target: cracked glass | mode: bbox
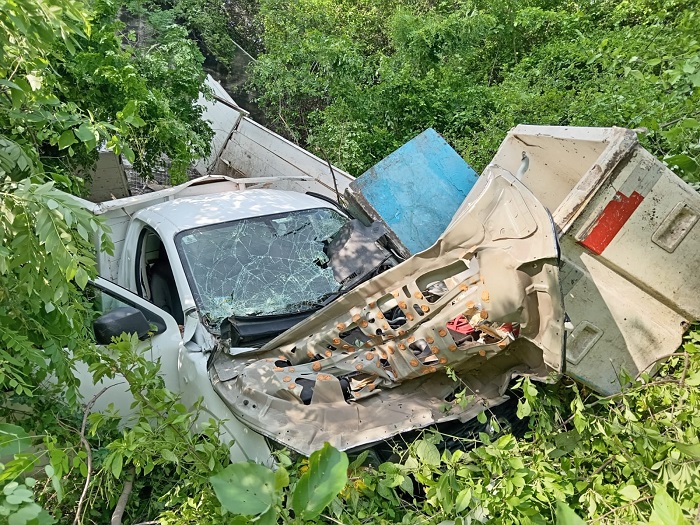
[176,207,347,322]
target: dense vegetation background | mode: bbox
[1,0,700,523]
[249,0,700,183]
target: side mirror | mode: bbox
[93,307,151,345]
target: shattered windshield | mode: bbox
[176,207,347,322]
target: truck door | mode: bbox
[74,277,183,415]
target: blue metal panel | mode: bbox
[349,128,478,255]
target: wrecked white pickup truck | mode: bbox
[75,98,700,461]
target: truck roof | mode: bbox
[133,188,335,239]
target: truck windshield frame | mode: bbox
[175,207,348,323]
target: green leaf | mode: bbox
[74,268,89,290]
[477,410,487,424]
[58,130,77,150]
[209,462,276,516]
[161,449,178,463]
[517,399,532,418]
[415,440,441,466]
[649,488,689,525]
[111,453,123,479]
[292,443,349,520]
[273,466,289,490]
[555,501,586,525]
[675,442,700,458]
[664,154,698,175]
[0,423,31,457]
[618,484,641,501]
[74,123,96,143]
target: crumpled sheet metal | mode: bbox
[211,166,565,455]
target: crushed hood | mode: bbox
[210,165,565,455]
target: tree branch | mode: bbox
[111,467,135,525]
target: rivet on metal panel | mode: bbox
[407,336,415,343]
[481,291,490,302]
[398,343,406,350]
[325,350,332,357]
[376,312,385,319]
[410,359,419,367]
[360,320,369,328]
[448,344,457,352]
[480,310,489,319]
[283,376,292,382]
[438,329,447,337]
[332,338,341,345]
[478,349,486,357]
[337,323,346,330]
[312,362,322,371]
[398,301,407,309]
[466,300,475,309]
[365,352,375,360]
[460,284,468,292]
[421,305,430,312]
[426,336,434,344]
[407,313,414,321]
[431,346,439,354]
[307,350,315,358]
[355,364,364,371]
[352,314,361,322]
[288,383,296,389]
[414,291,423,299]
[288,367,295,372]
[439,357,448,364]
[369,302,376,308]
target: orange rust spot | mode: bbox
[388,346,395,355]
[266,358,274,362]
[283,376,292,382]
[376,361,383,368]
[481,291,490,302]
[376,312,384,319]
[439,357,448,364]
[480,310,489,319]
[466,300,475,309]
[342,344,350,349]
[406,313,414,321]
[460,284,468,292]
[438,329,447,337]
[337,323,346,330]
[347,346,356,352]
[333,338,341,345]
[312,362,322,371]
[355,363,364,371]
[369,302,376,308]
[369,383,376,391]
[383,324,389,330]
[379,351,387,359]
[431,346,439,354]
[398,330,406,336]
[448,344,457,352]
[360,320,369,328]
[325,350,333,357]
[428,366,437,373]
[288,383,297,389]
[393,291,400,298]
[317,374,330,381]
[407,336,415,343]
[398,301,407,309]
[365,341,372,347]
[288,367,295,373]
[365,352,375,360]
[414,291,423,299]
[307,350,315,358]
[398,343,406,350]
[410,359,419,367]
[421,304,430,312]
[426,336,434,344]
[352,314,361,322]
[274,367,284,372]
[479,349,486,357]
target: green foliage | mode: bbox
[251,0,700,182]
[209,442,348,524]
